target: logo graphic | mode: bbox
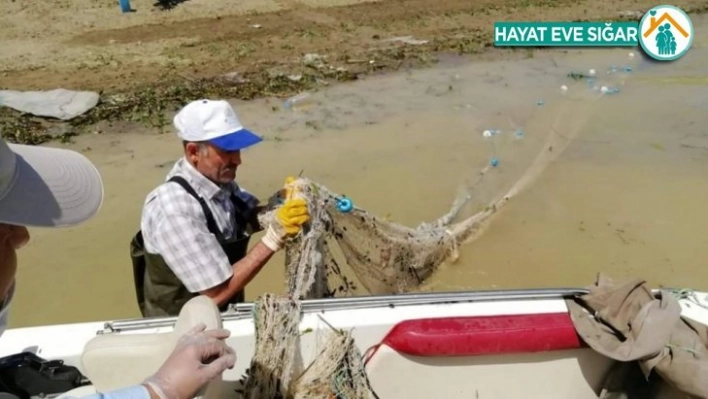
[638,5,693,61]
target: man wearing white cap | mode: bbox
[132,99,310,317]
[0,133,236,399]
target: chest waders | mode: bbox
[130,176,253,317]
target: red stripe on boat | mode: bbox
[381,312,582,356]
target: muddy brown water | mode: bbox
[10,20,708,328]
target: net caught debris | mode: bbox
[240,62,634,398]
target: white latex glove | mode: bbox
[142,323,236,399]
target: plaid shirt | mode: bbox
[140,158,260,293]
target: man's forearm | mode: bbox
[201,241,275,306]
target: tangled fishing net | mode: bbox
[239,60,636,398]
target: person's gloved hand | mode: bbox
[142,323,236,399]
[261,176,310,251]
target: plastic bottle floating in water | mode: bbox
[335,196,354,213]
[514,129,524,139]
[283,92,313,110]
[490,157,499,167]
[607,65,632,74]
[600,86,621,95]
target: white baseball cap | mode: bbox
[174,99,263,151]
[0,132,104,227]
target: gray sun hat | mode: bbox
[0,132,104,227]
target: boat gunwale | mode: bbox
[100,287,591,334]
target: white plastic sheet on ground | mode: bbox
[0,89,99,120]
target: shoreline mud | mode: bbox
[2,0,706,145]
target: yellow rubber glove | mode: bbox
[261,177,311,251]
[283,176,297,200]
[276,198,310,235]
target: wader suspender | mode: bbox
[167,176,252,240]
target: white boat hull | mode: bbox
[2,288,706,398]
